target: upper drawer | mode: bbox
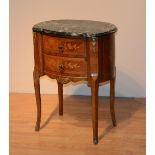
[42,35,86,57]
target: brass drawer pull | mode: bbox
[58,45,64,53]
[58,64,64,72]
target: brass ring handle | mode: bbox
[58,64,64,72]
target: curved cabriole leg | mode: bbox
[33,70,41,131]
[57,81,63,115]
[110,76,117,127]
[91,76,99,144]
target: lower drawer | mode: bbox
[43,54,87,77]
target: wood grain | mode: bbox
[10,93,146,155]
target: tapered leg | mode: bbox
[57,81,63,115]
[33,70,41,131]
[110,77,117,127]
[91,76,99,144]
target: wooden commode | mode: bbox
[32,20,117,144]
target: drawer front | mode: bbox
[43,35,86,57]
[43,54,87,76]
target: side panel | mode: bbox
[98,33,115,82]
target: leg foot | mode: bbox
[112,119,117,127]
[35,123,40,131]
[93,138,98,144]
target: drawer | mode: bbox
[43,54,87,77]
[43,35,86,57]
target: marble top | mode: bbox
[32,20,117,38]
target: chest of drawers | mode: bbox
[32,20,117,144]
